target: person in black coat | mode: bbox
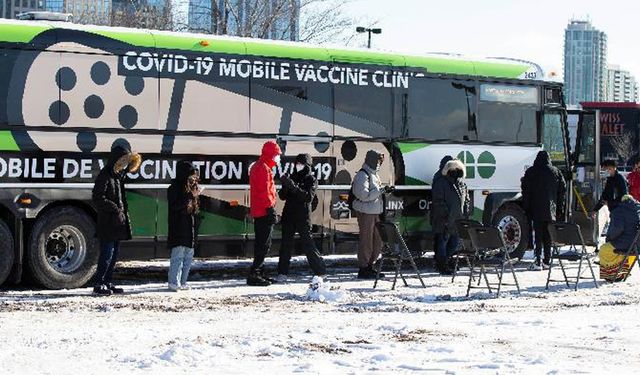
[92,144,141,295]
[277,154,326,280]
[431,159,470,274]
[521,151,566,269]
[594,159,628,213]
[167,161,201,291]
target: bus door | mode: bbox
[569,109,603,246]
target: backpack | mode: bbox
[348,168,371,210]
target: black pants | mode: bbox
[278,219,326,276]
[533,221,551,264]
[251,216,274,273]
[95,240,120,287]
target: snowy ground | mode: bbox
[1,256,639,374]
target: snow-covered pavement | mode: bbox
[1,258,639,374]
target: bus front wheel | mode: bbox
[28,207,99,289]
[0,219,14,287]
[492,205,530,261]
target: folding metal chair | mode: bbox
[546,222,598,291]
[613,230,640,282]
[466,225,521,297]
[374,221,426,290]
[451,219,483,283]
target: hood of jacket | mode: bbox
[363,150,383,170]
[259,141,282,168]
[442,159,466,178]
[533,151,551,167]
[296,153,312,167]
[109,145,141,175]
[175,160,198,184]
[439,155,454,171]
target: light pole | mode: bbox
[356,27,382,49]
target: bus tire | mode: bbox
[0,220,14,286]
[492,204,529,261]
[28,207,98,289]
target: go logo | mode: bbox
[456,151,496,179]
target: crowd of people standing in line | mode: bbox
[89,142,639,295]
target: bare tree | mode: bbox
[609,130,636,168]
[189,0,358,43]
[110,0,177,31]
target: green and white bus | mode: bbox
[0,18,596,289]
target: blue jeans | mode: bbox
[168,246,194,287]
[435,233,460,268]
[95,241,120,287]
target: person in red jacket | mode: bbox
[627,158,640,202]
[248,140,282,286]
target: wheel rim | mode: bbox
[497,215,521,254]
[45,225,86,274]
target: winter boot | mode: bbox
[357,267,375,280]
[93,285,113,296]
[528,258,543,271]
[107,284,124,294]
[247,272,271,286]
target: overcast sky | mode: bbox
[341,0,640,80]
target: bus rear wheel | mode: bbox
[28,207,98,289]
[492,205,530,261]
[0,219,14,287]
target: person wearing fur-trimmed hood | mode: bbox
[431,158,470,274]
[91,144,141,296]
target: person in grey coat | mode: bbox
[352,150,393,279]
[431,159,470,274]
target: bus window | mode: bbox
[334,73,394,138]
[542,111,566,164]
[406,78,476,141]
[577,113,596,164]
[477,84,538,143]
[250,78,332,135]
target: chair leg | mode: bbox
[407,254,426,288]
[480,264,492,294]
[391,259,401,290]
[373,257,385,289]
[496,261,506,297]
[451,256,460,283]
[558,259,571,288]
[465,257,476,282]
[507,257,520,294]
[545,255,554,290]
[586,259,598,288]
[466,259,477,297]
[574,258,584,291]
[399,260,409,287]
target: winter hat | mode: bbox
[296,153,312,166]
[364,150,383,170]
[439,155,453,171]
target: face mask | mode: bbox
[295,163,305,172]
[273,155,281,164]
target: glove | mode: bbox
[382,186,396,194]
[281,175,294,189]
[266,207,278,225]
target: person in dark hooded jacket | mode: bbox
[430,155,453,256]
[521,151,566,269]
[167,161,201,291]
[594,159,628,213]
[92,144,141,296]
[277,154,326,280]
[599,195,640,281]
[431,159,470,274]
